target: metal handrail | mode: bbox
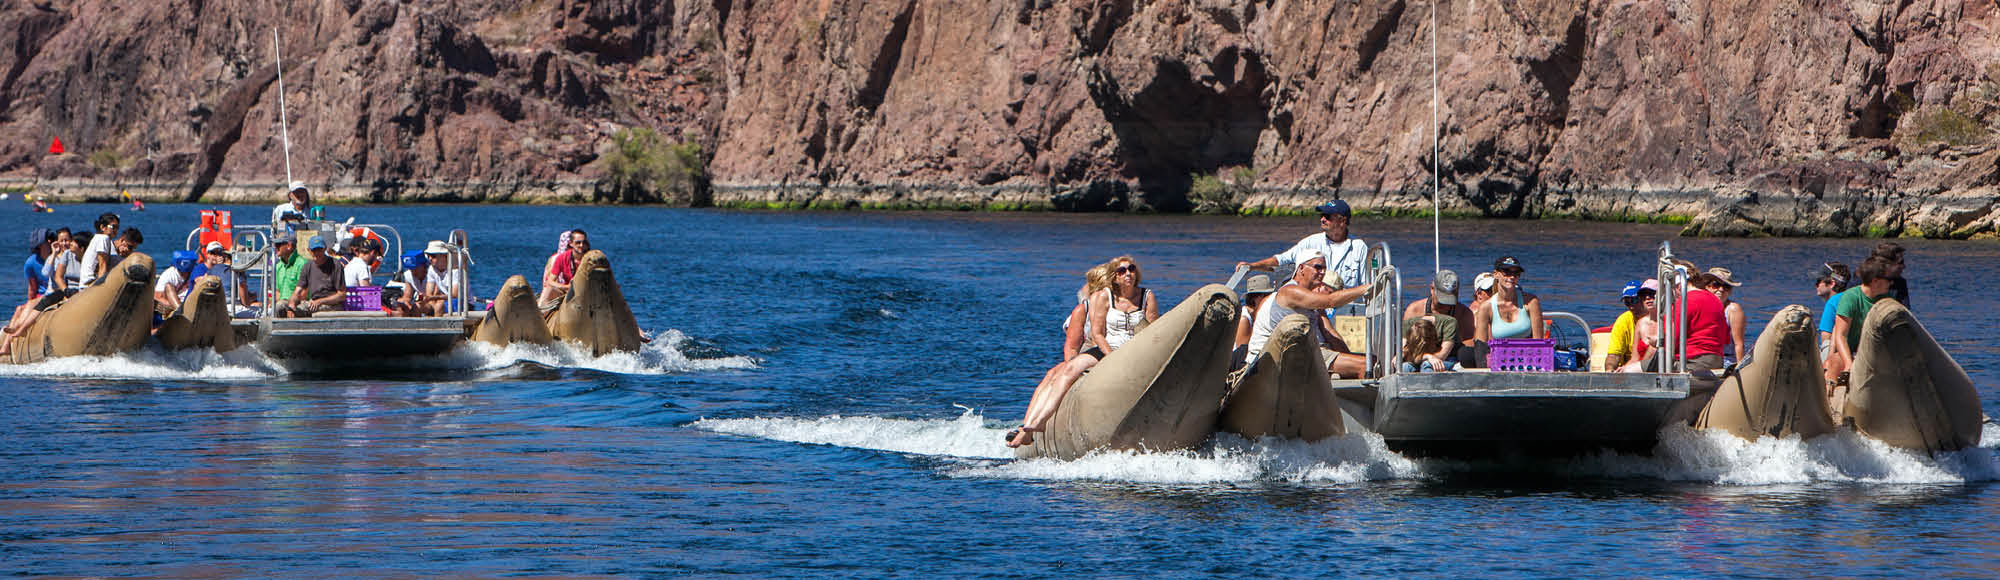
[1366,263,1402,378]
[1654,241,1690,374]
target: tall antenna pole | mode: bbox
[273,29,294,184]
[1430,0,1440,279]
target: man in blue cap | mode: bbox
[277,235,346,318]
[1239,198,1368,290]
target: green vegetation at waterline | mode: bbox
[600,128,707,205]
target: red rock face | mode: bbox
[1,0,1995,236]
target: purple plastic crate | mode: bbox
[1490,338,1555,372]
[345,285,382,311]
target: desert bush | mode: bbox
[601,128,707,205]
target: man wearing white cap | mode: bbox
[272,181,313,227]
[1241,250,1373,379]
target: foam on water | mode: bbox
[0,345,284,380]
[450,329,760,375]
[700,411,2000,487]
[0,328,754,380]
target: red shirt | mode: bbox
[549,250,576,285]
[1681,289,1728,358]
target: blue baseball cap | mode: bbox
[1620,279,1644,299]
[1315,199,1351,217]
[307,236,327,250]
[171,250,200,273]
[401,250,429,270]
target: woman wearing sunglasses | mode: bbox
[1008,256,1158,448]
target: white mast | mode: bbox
[1431,0,1441,279]
[273,29,294,184]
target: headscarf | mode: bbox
[556,230,572,253]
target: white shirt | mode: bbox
[1274,233,1367,290]
[78,235,114,287]
[43,251,81,290]
[272,201,306,225]
[345,258,375,287]
[426,264,464,297]
[156,267,188,294]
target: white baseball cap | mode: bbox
[288,181,308,192]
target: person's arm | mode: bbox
[1427,319,1454,361]
[1276,283,1370,311]
[1474,302,1492,342]
[49,259,68,292]
[1526,294,1546,339]
[1234,308,1255,348]
[1831,315,1855,369]
[1239,256,1280,272]
[1062,302,1087,361]
[1142,289,1158,323]
[1726,303,1746,362]
[1087,290,1111,354]
[542,254,569,292]
[155,285,181,313]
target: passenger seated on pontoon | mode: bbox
[77,212,119,287]
[1469,256,1544,368]
[6,229,59,338]
[0,229,78,349]
[153,250,199,317]
[1606,279,1659,373]
[1402,269,1472,367]
[1825,257,1895,392]
[188,241,256,313]
[1008,257,1155,448]
[271,237,303,306]
[1811,262,1850,364]
[1007,264,1112,447]
[422,240,466,315]
[539,229,589,310]
[1243,252,1372,379]
[1231,274,1277,369]
[1401,317,1452,372]
[344,239,378,288]
[276,236,345,318]
[390,250,431,316]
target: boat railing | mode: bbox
[237,221,475,321]
[1364,242,1402,378]
[1653,241,1691,374]
[182,224,272,311]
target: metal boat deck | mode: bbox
[1335,371,1693,456]
[233,312,481,358]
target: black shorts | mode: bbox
[34,288,77,311]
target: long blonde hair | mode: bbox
[1403,317,1440,365]
[1078,263,1113,303]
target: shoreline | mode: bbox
[6,178,1995,240]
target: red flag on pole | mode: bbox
[48,138,63,155]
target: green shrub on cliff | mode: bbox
[1190,166,1255,215]
[87,149,127,170]
[600,128,707,205]
[1900,107,1987,150]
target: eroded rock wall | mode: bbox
[1,0,1996,237]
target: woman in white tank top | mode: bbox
[1008,256,1157,448]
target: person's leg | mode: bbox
[1327,350,1367,379]
[1012,353,1100,446]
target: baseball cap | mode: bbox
[171,250,199,273]
[1315,199,1351,217]
[1620,279,1643,299]
[1432,270,1460,305]
[401,250,429,270]
[307,236,327,251]
[1493,256,1524,273]
[1473,272,1495,292]
[288,181,308,193]
[204,241,227,255]
[27,228,48,251]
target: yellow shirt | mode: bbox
[1607,311,1635,358]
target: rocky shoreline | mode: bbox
[13,171,1998,240]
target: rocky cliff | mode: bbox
[2,0,1996,237]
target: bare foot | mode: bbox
[1006,428,1034,448]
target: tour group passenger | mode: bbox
[271,238,303,306]
[277,237,344,318]
[1825,256,1896,393]
[540,229,589,310]
[273,182,313,227]
[1239,199,1367,291]
[1008,256,1158,448]
[1705,267,1747,364]
[1401,269,1471,369]
[1811,262,1851,362]
[1469,256,1544,368]
[1231,274,1277,368]
[1242,251,1371,378]
[153,250,199,317]
[1675,271,1731,375]
[77,212,119,287]
[1604,279,1658,373]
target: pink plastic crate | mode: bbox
[345,285,382,311]
[1490,338,1555,372]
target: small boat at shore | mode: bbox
[1219,313,1345,442]
[1015,285,1238,460]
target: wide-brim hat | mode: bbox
[1243,274,1276,296]
[425,240,451,255]
[1707,267,1742,287]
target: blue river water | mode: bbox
[2,203,1998,578]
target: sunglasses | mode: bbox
[1301,262,1327,270]
[1115,265,1139,274]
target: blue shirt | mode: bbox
[1818,295,1839,334]
[186,263,235,303]
[24,254,47,297]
